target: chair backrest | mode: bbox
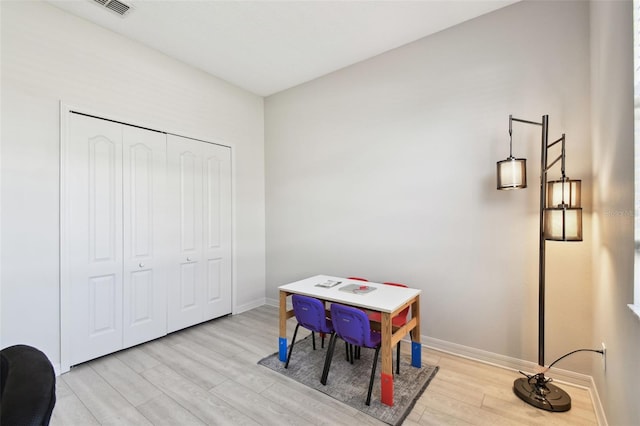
[330,303,381,349]
[292,294,333,334]
[384,282,411,319]
[1,344,56,426]
[383,282,407,288]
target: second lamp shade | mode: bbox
[547,178,581,208]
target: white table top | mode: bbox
[278,275,421,313]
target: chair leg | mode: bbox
[396,341,400,375]
[312,331,316,350]
[321,333,338,385]
[285,323,301,369]
[345,344,361,362]
[366,346,381,406]
[320,332,325,348]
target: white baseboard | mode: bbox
[423,336,591,385]
[234,297,267,315]
[265,297,280,308]
[588,375,608,426]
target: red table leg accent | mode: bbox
[381,372,394,406]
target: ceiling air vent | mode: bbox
[92,0,132,17]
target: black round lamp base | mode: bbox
[513,376,571,412]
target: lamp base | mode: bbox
[513,374,571,412]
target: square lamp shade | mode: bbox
[497,157,527,190]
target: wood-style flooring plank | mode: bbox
[209,380,313,425]
[49,377,100,426]
[412,407,476,425]
[136,394,206,426]
[420,390,524,426]
[114,345,162,374]
[140,338,228,391]
[98,405,153,426]
[60,364,137,423]
[168,334,292,394]
[140,363,258,425]
[259,380,362,425]
[89,355,162,407]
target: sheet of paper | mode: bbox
[315,279,342,288]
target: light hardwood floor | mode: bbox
[51,305,598,425]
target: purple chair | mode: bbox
[321,303,382,406]
[285,294,334,369]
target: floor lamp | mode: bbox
[496,114,582,412]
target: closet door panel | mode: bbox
[202,144,232,319]
[179,262,199,307]
[167,135,204,332]
[179,151,201,255]
[68,114,123,365]
[122,126,168,347]
[88,274,119,335]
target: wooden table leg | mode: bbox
[380,311,394,406]
[410,295,421,368]
[279,290,288,362]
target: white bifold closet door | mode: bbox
[166,134,232,332]
[67,113,168,366]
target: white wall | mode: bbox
[0,1,266,368]
[266,0,595,374]
[590,1,640,424]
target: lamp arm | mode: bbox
[511,116,544,126]
[544,154,563,173]
[544,134,567,177]
[547,135,565,148]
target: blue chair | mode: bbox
[321,303,382,406]
[285,294,334,369]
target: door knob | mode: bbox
[187,257,192,262]
[139,263,144,268]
